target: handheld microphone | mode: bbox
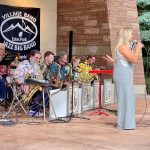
[130,40,138,51]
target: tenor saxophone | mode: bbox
[52,62,63,88]
[23,63,47,104]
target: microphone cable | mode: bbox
[136,46,149,126]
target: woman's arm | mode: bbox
[119,42,144,64]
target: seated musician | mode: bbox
[51,51,68,88]
[77,55,98,82]
[40,51,59,89]
[0,43,19,103]
[65,56,80,82]
[14,50,45,117]
[0,43,7,101]
[85,55,96,69]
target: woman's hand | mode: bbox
[102,55,115,64]
[136,42,144,50]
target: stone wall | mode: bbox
[107,0,145,85]
[57,0,145,85]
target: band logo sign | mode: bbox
[0,4,40,59]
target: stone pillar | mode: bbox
[107,0,145,88]
[57,0,145,88]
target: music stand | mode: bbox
[89,70,113,116]
[0,54,17,66]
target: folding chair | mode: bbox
[2,79,27,119]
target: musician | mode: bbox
[51,51,68,87]
[14,50,45,117]
[105,27,143,130]
[77,55,98,82]
[14,50,42,84]
[0,43,7,101]
[40,51,58,88]
[65,56,80,82]
[85,55,96,68]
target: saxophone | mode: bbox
[23,63,47,104]
[52,62,63,88]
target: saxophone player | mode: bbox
[40,51,59,89]
[14,50,42,87]
[51,51,68,88]
[14,50,45,117]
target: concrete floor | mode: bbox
[0,94,150,150]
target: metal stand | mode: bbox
[88,70,113,116]
[43,86,58,122]
[2,83,27,119]
[89,79,109,116]
[66,80,90,120]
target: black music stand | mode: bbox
[0,54,17,66]
[0,54,17,110]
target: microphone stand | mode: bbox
[59,60,90,120]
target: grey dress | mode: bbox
[113,48,136,129]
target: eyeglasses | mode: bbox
[35,57,42,60]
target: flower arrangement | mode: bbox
[77,62,94,82]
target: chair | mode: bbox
[2,78,27,119]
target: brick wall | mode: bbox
[107,0,145,84]
[57,0,111,55]
[57,0,145,85]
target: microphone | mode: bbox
[130,40,138,51]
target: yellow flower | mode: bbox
[77,63,94,82]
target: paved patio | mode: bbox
[0,94,150,150]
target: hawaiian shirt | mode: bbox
[51,62,66,81]
[14,60,37,83]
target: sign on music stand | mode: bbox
[0,54,17,66]
[0,54,17,76]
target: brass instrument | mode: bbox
[52,62,63,88]
[23,63,47,104]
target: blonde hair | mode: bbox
[113,27,133,61]
[71,56,80,63]
[116,27,133,50]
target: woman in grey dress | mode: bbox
[113,27,144,129]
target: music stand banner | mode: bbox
[0,4,40,60]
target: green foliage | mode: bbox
[137,0,150,8]
[140,31,150,42]
[137,0,150,42]
[137,0,150,94]
[145,77,150,94]
[139,12,150,26]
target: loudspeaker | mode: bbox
[69,31,73,63]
